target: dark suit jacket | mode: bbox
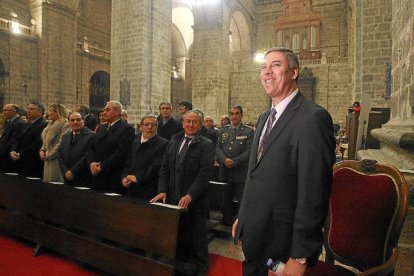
[158,132,215,210]
[58,127,94,186]
[87,119,135,194]
[122,133,168,201]
[11,118,48,178]
[84,114,98,131]
[157,116,183,141]
[0,116,26,171]
[236,92,336,265]
[200,126,218,145]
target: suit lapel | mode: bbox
[262,93,303,158]
[250,110,269,168]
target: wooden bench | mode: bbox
[0,173,185,276]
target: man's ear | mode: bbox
[292,67,299,80]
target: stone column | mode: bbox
[111,0,172,124]
[29,0,77,108]
[191,2,230,120]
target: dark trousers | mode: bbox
[222,181,244,226]
[176,207,209,275]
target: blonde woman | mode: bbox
[39,104,70,182]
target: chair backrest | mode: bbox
[325,160,409,271]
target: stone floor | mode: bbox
[207,223,414,275]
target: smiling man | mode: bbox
[233,47,336,276]
[151,111,215,276]
[121,114,168,200]
[58,112,94,186]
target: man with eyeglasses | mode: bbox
[121,114,168,200]
[57,112,94,186]
[0,104,26,171]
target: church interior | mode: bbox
[0,0,413,275]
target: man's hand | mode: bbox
[178,194,192,209]
[65,170,74,181]
[232,218,241,245]
[150,193,166,204]
[224,158,234,168]
[281,258,306,276]
[10,151,20,161]
[90,162,102,175]
[122,175,137,187]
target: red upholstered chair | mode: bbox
[306,159,409,276]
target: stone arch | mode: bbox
[229,6,253,57]
[171,5,194,113]
[89,70,110,116]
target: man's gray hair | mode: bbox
[265,47,300,82]
[107,100,123,115]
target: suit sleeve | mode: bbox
[158,142,173,194]
[290,108,336,260]
[187,140,215,201]
[215,128,227,164]
[135,140,168,186]
[100,125,135,171]
[70,134,94,177]
[57,135,69,174]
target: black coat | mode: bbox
[84,114,98,131]
[122,134,168,201]
[87,120,135,194]
[157,116,182,141]
[58,127,94,186]
[200,126,218,145]
[0,116,26,171]
[11,118,47,178]
[158,132,215,210]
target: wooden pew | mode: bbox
[0,173,185,276]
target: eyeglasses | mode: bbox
[142,123,157,127]
[69,118,82,122]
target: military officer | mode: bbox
[216,105,254,226]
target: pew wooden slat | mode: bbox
[0,173,185,275]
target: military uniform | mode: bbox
[216,123,254,225]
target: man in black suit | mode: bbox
[157,102,182,141]
[122,114,168,201]
[232,47,336,276]
[58,112,94,186]
[151,111,215,276]
[9,101,47,178]
[193,109,218,145]
[0,104,26,171]
[87,101,135,194]
[77,104,97,131]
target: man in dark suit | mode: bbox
[58,112,94,186]
[194,109,218,145]
[121,114,168,201]
[9,101,48,178]
[157,102,182,141]
[216,105,254,226]
[77,104,97,131]
[151,111,215,276]
[87,101,135,195]
[232,47,336,276]
[0,104,26,171]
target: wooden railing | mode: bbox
[0,173,185,275]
